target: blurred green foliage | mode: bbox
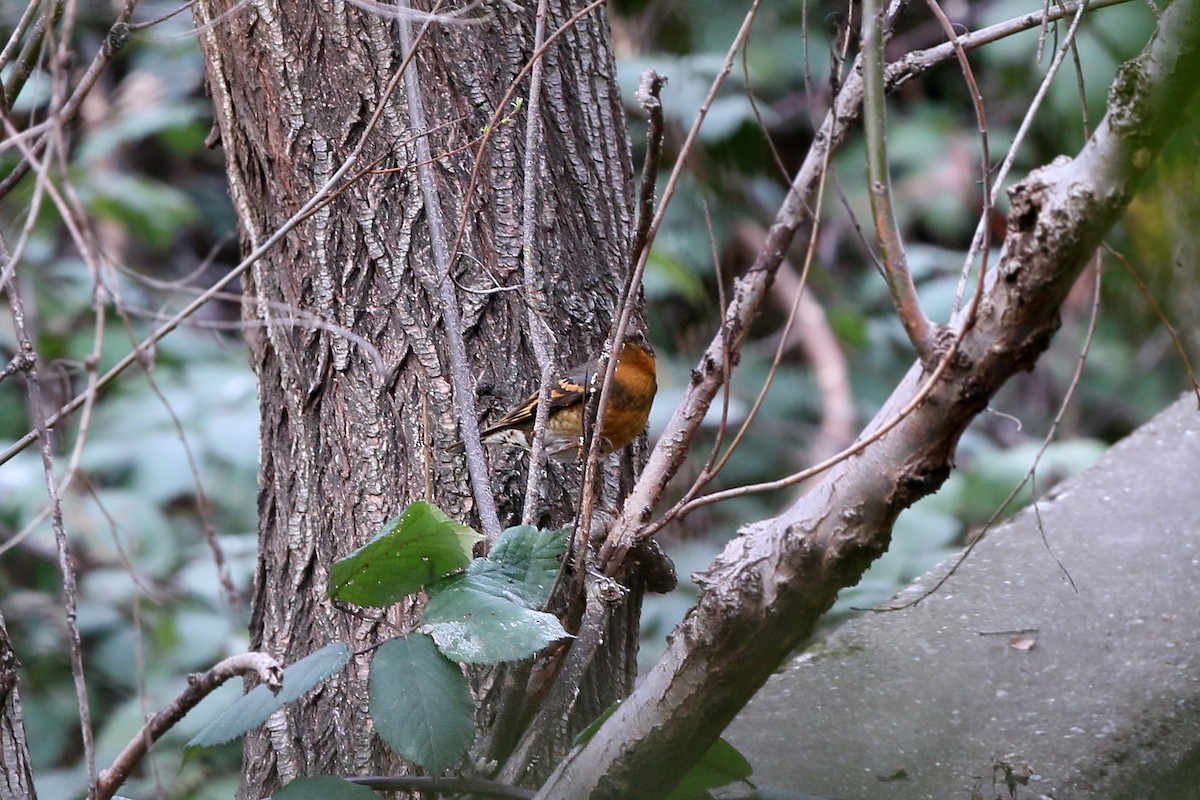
[0,0,1196,796]
[622,0,1197,663]
[0,5,252,798]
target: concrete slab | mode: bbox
[725,395,1200,800]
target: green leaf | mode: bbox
[328,502,483,607]
[467,525,568,608]
[666,737,754,800]
[369,634,473,773]
[186,643,350,750]
[415,525,570,663]
[275,775,382,800]
[423,578,571,663]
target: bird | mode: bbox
[449,331,657,461]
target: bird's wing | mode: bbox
[484,361,595,431]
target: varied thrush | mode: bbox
[450,331,657,461]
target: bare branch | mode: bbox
[548,0,1200,794]
[0,151,359,468]
[95,653,283,800]
[922,0,994,320]
[395,0,502,543]
[497,575,625,784]
[0,237,98,795]
[954,0,1092,312]
[571,66,670,562]
[1106,246,1200,405]
[520,0,557,526]
[862,0,936,359]
[629,70,668,274]
[598,0,1136,571]
[0,0,456,471]
[0,0,139,203]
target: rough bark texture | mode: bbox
[539,0,1200,797]
[191,0,640,795]
[0,611,35,800]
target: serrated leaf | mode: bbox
[666,737,753,800]
[328,502,483,607]
[464,525,568,608]
[423,580,571,663]
[369,634,473,773]
[275,776,382,800]
[186,643,350,751]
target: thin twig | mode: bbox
[1,0,62,114]
[956,0,1092,308]
[0,0,139,203]
[599,0,1131,571]
[1106,245,1200,404]
[520,0,557,526]
[571,67,672,565]
[862,0,935,360]
[396,0,502,542]
[891,253,1105,610]
[497,575,624,784]
[96,652,284,800]
[0,151,361,467]
[432,0,611,506]
[583,0,766,567]
[441,0,609,305]
[1057,0,1093,135]
[0,0,454,467]
[923,0,992,319]
[671,327,960,517]
[0,0,50,108]
[126,0,198,32]
[696,203,733,477]
[3,0,448,472]
[1,235,99,796]
[629,69,669,275]
[700,23,852,482]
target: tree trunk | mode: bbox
[0,611,35,800]
[192,1,640,795]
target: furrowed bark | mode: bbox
[191,0,642,794]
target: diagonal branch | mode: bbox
[595,0,1134,574]
[95,653,283,800]
[552,0,1200,795]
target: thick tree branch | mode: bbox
[552,0,1200,796]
